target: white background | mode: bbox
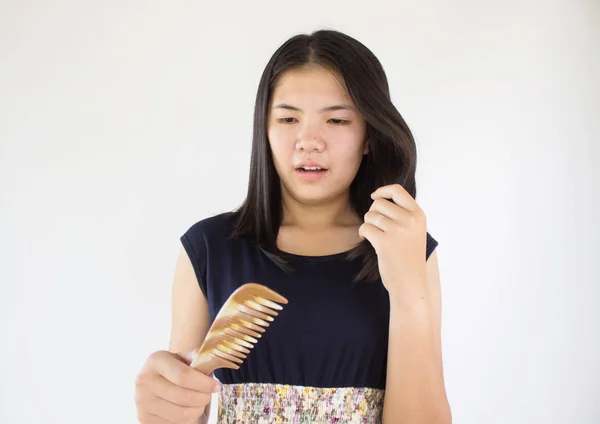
[1,1,598,423]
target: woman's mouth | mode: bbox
[295,166,328,181]
[297,166,326,173]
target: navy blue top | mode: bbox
[180,212,438,390]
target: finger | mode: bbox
[369,198,410,222]
[177,348,201,366]
[364,211,394,232]
[147,351,219,393]
[358,223,383,250]
[371,184,419,211]
[152,375,212,408]
[144,394,205,424]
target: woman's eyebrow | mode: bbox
[272,103,356,113]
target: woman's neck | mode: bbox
[277,190,363,256]
[280,190,361,230]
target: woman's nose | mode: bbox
[296,124,325,153]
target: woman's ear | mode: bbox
[363,139,370,155]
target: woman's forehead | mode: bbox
[271,67,353,108]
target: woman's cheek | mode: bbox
[270,126,295,146]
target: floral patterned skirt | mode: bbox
[217,383,384,423]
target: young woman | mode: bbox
[135,29,451,424]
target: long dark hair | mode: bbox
[230,29,417,283]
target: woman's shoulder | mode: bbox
[179,211,240,297]
[182,211,237,242]
[179,211,240,268]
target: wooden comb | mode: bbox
[190,283,288,374]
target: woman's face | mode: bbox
[267,65,368,206]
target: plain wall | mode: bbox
[1,0,598,423]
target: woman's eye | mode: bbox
[276,118,349,125]
[329,119,350,125]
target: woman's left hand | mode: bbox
[358,184,428,300]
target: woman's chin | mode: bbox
[287,186,347,206]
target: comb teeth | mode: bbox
[190,283,288,374]
[228,317,265,335]
[244,299,279,317]
[220,335,251,354]
[223,327,258,345]
[252,296,284,311]
[212,347,244,364]
[238,302,275,322]
[215,343,247,360]
[235,308,272,326]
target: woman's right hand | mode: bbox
[134,349,220,424]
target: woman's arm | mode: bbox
[168,246,213,424]
[382,250,452,424]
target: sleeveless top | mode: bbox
[180,212,438,423]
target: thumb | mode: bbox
[175,347,201,366]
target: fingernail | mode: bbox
[213,382,221,393]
